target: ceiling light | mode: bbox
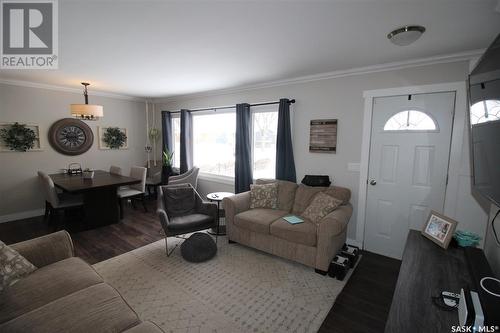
[387,26,426,46]
[70,82,103,120]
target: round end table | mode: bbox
[206,192,234,236]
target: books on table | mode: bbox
[283,215,304,224]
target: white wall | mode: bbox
[0,83,147,221]
[155,61,471,241]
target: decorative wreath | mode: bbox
[103,127,127,149]
[0,122,37,152]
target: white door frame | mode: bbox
[356,81,469,248]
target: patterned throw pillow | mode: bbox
[250,182,279,209]
[301,192,343,224]
[0,240,37,292]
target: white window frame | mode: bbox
[172,105,284,184]
[170,114,181,169]
[192,109,236,181]
[382,108,439,133]
[251,105,279,181]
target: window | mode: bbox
[252,109,278,179]
[171,117,180,168]
[470,100,500,125]
[193,111,236,177]
[383,110,437,131]
[171,107,281,179]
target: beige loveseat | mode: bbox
[0,231,163,333]
[223,179,353,273]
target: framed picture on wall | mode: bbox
[309,119,337,153]
[0,122,43,152]
[421,211,458,249]
[98,126,129,150]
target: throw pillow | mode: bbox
[0,240,37,292]
[250,182,279,209]
[301,192,343,224]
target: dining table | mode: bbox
[49,170,141,228]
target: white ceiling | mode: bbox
[1,0,499,98]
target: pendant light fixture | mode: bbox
[70,82,103,120]
[387,25,426,46]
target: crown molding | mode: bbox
[0,78,146,102]
[154,49,484,104]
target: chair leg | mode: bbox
[118,198,124,219]
[165,237,179,257]
[43,201,50,222]
[141,194,147,212]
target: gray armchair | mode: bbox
[157,183,217,256]
[168,167,199,188]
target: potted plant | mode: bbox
[82,168,95,179]
[161,149,174,184]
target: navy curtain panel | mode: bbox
[180,109,193,174]
[161,111,173,154]
[276,98,297,182]
[235,103,253,193]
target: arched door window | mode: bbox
[383,110,437,131]
[470,100,500,125]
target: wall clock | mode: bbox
[48,118,93,155]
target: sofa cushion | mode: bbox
[0,257,103,324]
[292,184,351,215]
[256,179,298,211]
[0,283,141,333]
[0,240,37,292]
[234,208,289,234]
[301,192,343,224]
[270,218,317,247]
[167,213,213,232]
[249,183,279,209]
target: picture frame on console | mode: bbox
[421,211,458,249]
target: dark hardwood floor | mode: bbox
[0,200,164,264]
[318,251,401,333]
[0,200,401,332]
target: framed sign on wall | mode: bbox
[309,119,337,153]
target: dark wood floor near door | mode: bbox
[0,201,401,332]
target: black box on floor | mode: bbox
[341,244,359,268]
[328,255,350,280]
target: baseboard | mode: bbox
[0,209,44,223]
[347,237,362,249]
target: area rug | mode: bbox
[93,236,358,333]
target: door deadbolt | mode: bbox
[369,179,377,185]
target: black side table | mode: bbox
[206,192,234,236]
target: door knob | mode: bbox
[369,179,377,185]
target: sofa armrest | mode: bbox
[10,231,74,268]
[223,192,251,225]
[315,204,353,271]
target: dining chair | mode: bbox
[37,171,84,227]
[117,166,147,219]
[157,183,217,256]
[168,167,200,188]
[109,165,123,176]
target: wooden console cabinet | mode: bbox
[385,230,473,332]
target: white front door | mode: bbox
[364,92,455,259]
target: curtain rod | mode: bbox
[165,99,295,114]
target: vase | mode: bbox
[161,165,172,184]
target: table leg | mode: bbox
[83,187,119,228]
